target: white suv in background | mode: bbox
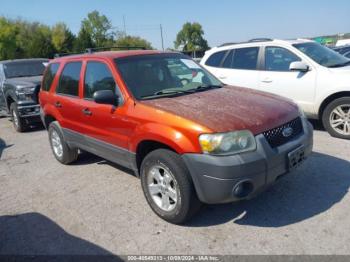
[201,39,350,139]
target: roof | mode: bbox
[214,38,314,50]
[51,50,179,63]
[0,58,49,64]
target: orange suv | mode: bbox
[40,50,313,224]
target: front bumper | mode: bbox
[17,101,41,118]
[182,118,313,204]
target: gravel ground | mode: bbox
[0,117,350,255]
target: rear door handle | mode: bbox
[261,78,273,83]
[82,108,92,116]
[54,101,62,108]
[218,75,227,80]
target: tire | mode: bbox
[10,103,27,132]
[48,121,78,164]
[140,149,201,224]
[322,97,350,140]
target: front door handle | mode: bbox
[82,108,92,116]
[218,75,227,80]
[261,78,273,83]
[54,101,62,108]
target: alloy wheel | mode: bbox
[51,130,63,158]
[329,104,350,136]
[147,164,178,212]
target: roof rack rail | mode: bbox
[218,38,273,48]
[54,52,81,58]
[85,46,147,53]
[218,42,238,47]
[54,46,148,58]
[248,38,273,42]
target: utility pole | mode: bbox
[123,15,127,36]
[160,24,164,51]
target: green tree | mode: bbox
[174,22,209,52]
[115,35,153,50]
[74,27,94,52]
[0,17,19,60]
[51,22,75,53]
[80,10,114,47]
[15,21,55,58]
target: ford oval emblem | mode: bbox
[282,127,293,137]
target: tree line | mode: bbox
[0,10,210,60]
[0,10,153,60]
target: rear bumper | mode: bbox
[182,118,313,204]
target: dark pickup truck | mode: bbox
[0,58,48,132]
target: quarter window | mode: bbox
[265,47,301,71]
[222,47,259,70]
[42,63,60,91]
[205,51,227,67]
[84,62,117,99]
[56,62,82,96]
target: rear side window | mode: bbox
[42,63,60,91]
[205,51,227,67]
[56,62,82,96]
[265,47,301,71]
[84,62,117,99]
[222,47,259,70]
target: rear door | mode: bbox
[53,61,84,132]
[215,47,261,89]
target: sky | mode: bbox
[1,0,350,50]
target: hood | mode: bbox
[141,86,300,135]
[5,75,42,87]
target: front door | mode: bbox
[77,60,132,168]
[0,65,6,111]
[259,46,317,113]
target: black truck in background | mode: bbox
[0,59,48,132]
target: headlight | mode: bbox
[199,130,257,155]
[16,86,35,101]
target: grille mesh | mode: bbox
[263,117,303,148]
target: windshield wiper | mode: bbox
[189,84,223,92]
[328,61,350,68]
[141,89,192,99]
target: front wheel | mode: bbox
[140,149,201,224]
[322,97,350,139]
[10,103,27,132]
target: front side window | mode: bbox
[265,47,301,71]
[84,62,117,99]
[3,60,47,78]
[222,47,259,70]
[205,51,227,67]
[56,62,82,96]
[116,54,222,100]
[42,63,60,91]
[293,42,350,68]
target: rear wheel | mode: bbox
[48,122,78,164]
[10,103,27,132]
[140,149,201,224]
[322,97,350,139]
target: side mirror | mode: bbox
[289,61,309,72]
[93,90,119,106]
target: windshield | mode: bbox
[4,60,47,78]
[293,42,350,68]
[115,54,222,100]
